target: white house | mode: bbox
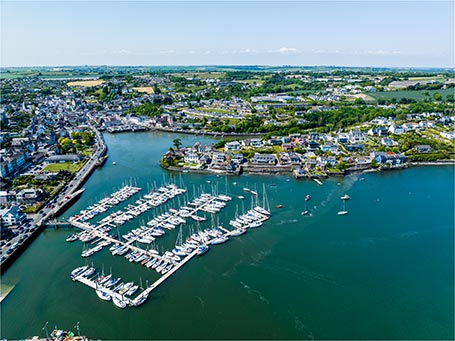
[184,153,199,164]
[250,138,263,148]
[348,130,365,143]
[224,141,241,152]
[381,138,398,146]
[388,125,406,135]
[0,206,27,226]
[441,131,455,140]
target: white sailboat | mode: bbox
[113,295,127,308]
[338,200,348,215]
[301,196,309,215]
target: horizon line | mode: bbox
[1,64,454,70]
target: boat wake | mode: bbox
[240,281,270,305]
[292,314,315,340]
[195,295,205,310]
[264,263,341,287]
[399,230,419,238]
[249,249,272,266]
[276,219,298,226]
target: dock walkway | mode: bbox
[74,274,133,306]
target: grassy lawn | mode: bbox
[195,107,232,114]
[42,162,83,172]
[407,76,448,82]
[238,79,264,85]
[80,148,93,157]
[367,88,453,102]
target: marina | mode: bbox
[67,178,271,308]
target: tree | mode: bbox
[172,138,182,150]
[433,92,442,101]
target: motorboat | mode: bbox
[197,244,209,255]
[66,234,79,242]
[96,289,111,301]
[211,235,229,245]
[70,266,88,278]
[113,296,127,309]
[230,228,247,237]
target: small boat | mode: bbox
[197,244,209,255]
[112,161,117,165]
[276,204,283,208]
[301,210,309,216]
[106,277,121,288]
[70,266,88,278]
[238,195,245,200]
[96,289,111,301]
[113,296,127,309]
[250,191,258,196]
[341,194,350,200]
[305,195,311,201]
[243,188,251,192]
[211,235,229,245]
[233,182,237,185]
[248,221,262,228]
[133,295,148,307]
[230,228,247,236]
[66,234,79,242]
[338,201,348,215]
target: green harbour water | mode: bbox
[1,131,454,340]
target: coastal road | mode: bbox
[0,128,106,271]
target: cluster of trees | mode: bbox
[57,130,94,153]
[126,101,163,117]
[248,74,327,95]
[406,83,444,91]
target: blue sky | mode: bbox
[1,1,454,67]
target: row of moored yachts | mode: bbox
[78,185,141,221]
[70,265,147,308]
[229,206,271,231]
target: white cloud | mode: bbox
[159,50,175,55]
[278,47,297,54]
[111,49,132,55]
[312,49,341,54]
[238,48,257,54]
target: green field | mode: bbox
[195,107,232,114]
[42,162,83,172]
[367,88,454,102]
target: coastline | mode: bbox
[152,127,261,138]
[163,160,454,178]
[409,160,455,166]
[0,128,107,275]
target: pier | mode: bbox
[68,191,232,263]
[67,180,271,308]
[131,248,198,305]
[73,274,134,305]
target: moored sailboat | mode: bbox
[338,200,348,215]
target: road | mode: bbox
[0,127,106,270]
